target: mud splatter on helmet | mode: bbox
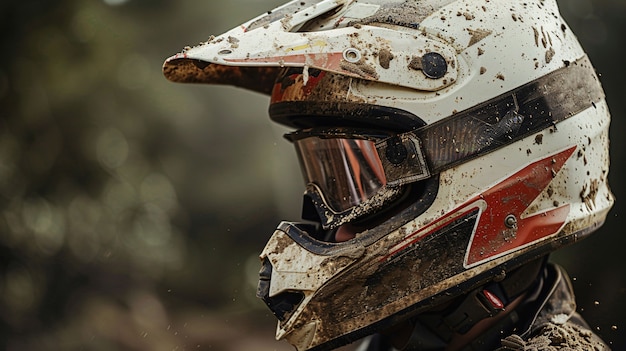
[163,1,614,350]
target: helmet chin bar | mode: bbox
[257,205,602,351]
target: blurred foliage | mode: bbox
[0,0,623,350]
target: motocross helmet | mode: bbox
[163,1,614,350]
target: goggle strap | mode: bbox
[376,55,603,189]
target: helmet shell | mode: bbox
[164,0,614,350]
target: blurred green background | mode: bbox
[0,1,623,350]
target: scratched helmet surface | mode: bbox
[163,1,614,350]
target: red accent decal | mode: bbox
[271,70,328,104]
[465,146,576,266]
[382,147,576,265]
[483,289,504,309]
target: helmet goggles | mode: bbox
[287,128,430,230]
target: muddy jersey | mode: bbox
[356,264,610,351]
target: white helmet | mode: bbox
[164,1,614,350]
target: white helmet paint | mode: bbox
[164,1,614,350]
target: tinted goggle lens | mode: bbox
[288,130,431,216]
[293,136,387,213]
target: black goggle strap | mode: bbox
[375,55,604,188]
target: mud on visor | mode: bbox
[285,57,604,230]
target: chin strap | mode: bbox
[400,258,547,351]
